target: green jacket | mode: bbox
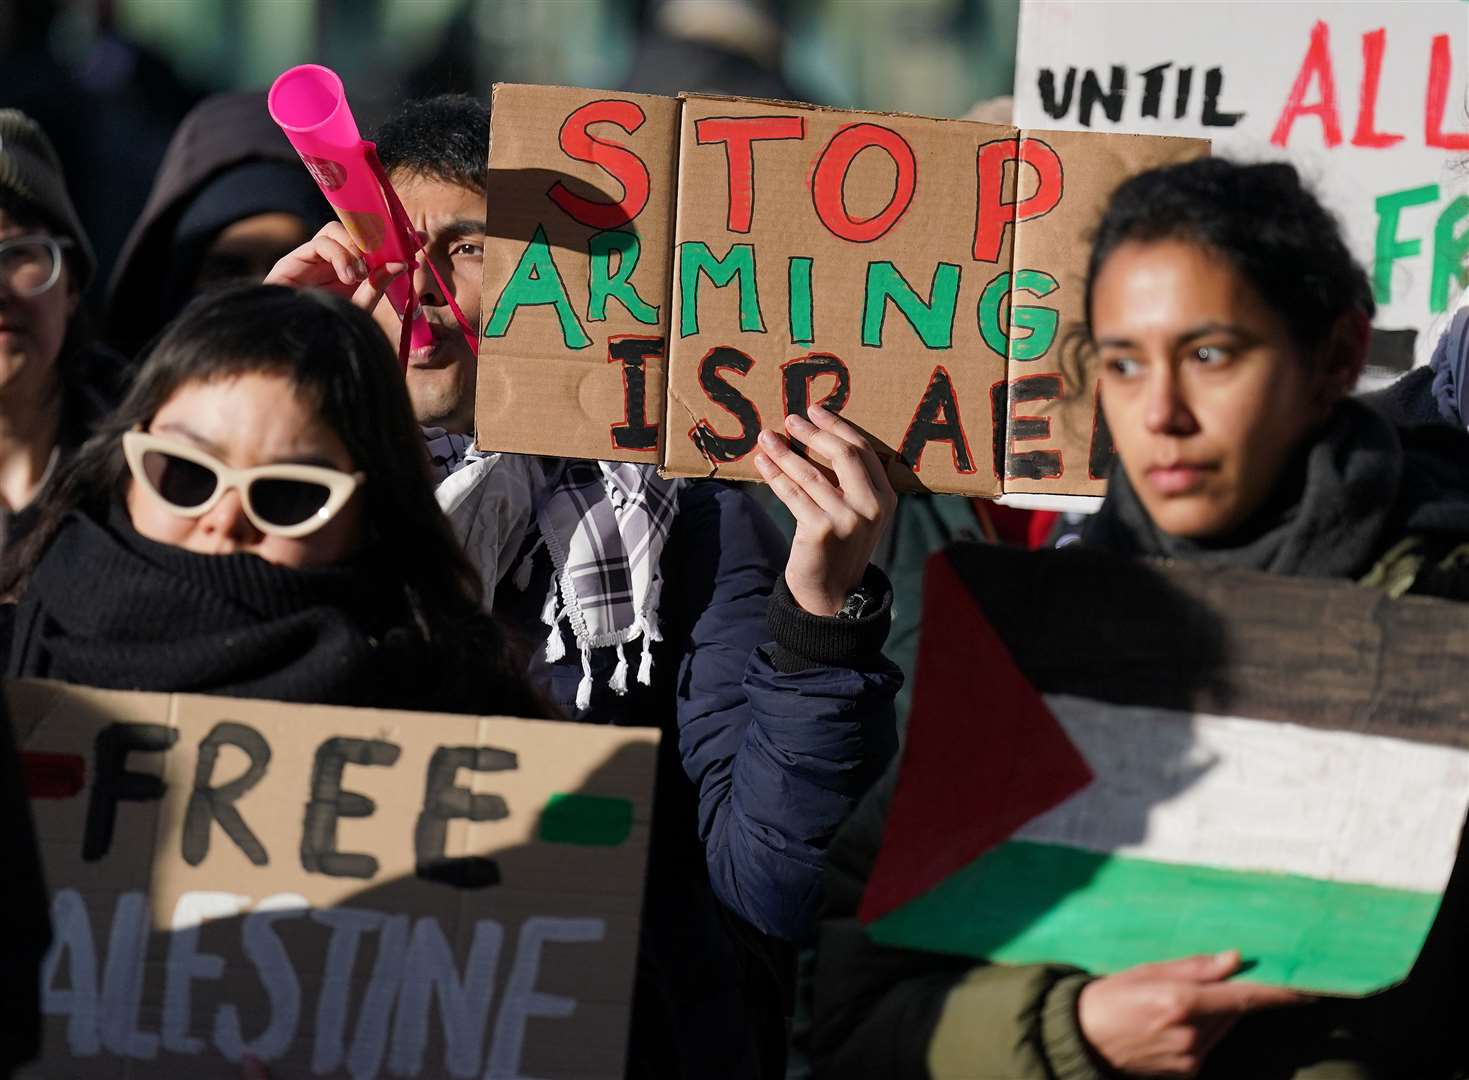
[811,539,1469,1080]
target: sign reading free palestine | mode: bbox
[1014,0,1469,368]
[12,680,658,1080]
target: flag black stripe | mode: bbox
[942,543,1469,750]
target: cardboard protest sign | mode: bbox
[1000,128,1204,495]
[478,84,679,461]
[10,679,658,1079]
[662,95,1015,496]
[862,544,1469,993]
[1014,0,1469,372]
[477,84,1206,496]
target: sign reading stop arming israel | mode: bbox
[862,545,1469,993]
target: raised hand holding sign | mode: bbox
[755,405,898,616]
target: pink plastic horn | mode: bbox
[268,64,436,354]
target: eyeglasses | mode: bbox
[0,234,73,298]
[123,430,365,539]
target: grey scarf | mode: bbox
[1084,400,1407,579]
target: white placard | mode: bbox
[1015,0,1469,364]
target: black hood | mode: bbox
[104,91,333,360]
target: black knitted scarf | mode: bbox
[8,505,436,707]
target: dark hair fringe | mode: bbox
[372,93,490,193]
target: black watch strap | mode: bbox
[837,583,880,620]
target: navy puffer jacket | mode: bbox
[497,476,900,1080]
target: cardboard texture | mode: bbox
[1002,128,1206,495]
[476,84,1208,496]
[10,679,659,1080]
[663,95,1015,495]
[478,84,679,461]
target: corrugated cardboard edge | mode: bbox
[479,83,683,465]
[678,91,1018,128]
[1000,128,1211,497]
[659,95,723,480]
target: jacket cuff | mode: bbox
[767,564,893,674]
[1043,974,1112,1080]
[927,964,1100,1080]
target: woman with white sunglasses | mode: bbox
[0,283,545,717]
[0,110,130,556]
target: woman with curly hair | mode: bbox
[812,159,1469,1080]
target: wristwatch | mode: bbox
[836,582,880,620]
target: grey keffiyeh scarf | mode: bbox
[511,459,683,710]
[430,431,682,711]
[423,427,476,483]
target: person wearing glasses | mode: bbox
[0,110,130,556]
[0,283,544,717]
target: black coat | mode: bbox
[0,686,49,1073]
[105,92,332,359]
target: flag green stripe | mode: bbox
[868,841,1442,994]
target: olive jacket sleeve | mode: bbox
[809,758,1099,1080]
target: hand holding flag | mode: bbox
[1078,949,1304,1076]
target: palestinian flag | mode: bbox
[860,543,1469,994]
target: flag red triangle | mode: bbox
[858,547,1095,924]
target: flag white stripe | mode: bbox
[1017,696,1469,895]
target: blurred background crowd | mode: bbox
[0,0,1021,304]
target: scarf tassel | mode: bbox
[629,568,667,689]
[541,580,566,663]
[609,641,630,695]
[575,645,594,712]
[544,625,567,664]
[513,534,546,592]
[530,464,681,707]
[637,634,655,687]
[645,571,667,646]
